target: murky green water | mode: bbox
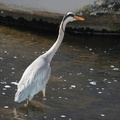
[0,25,120,120]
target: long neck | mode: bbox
[45,20,67,62]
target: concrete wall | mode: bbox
[0,0,120,33]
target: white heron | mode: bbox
[14,12,84,105]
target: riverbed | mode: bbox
[0,25,120,120]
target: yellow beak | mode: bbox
[74,16,85,21]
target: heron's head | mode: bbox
[63,12,84,23]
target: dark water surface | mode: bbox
[0,25,120,120]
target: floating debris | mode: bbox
[77,72,82,75]
[104,51,107,53]
[69,85,76,89]
[71,85,76,88]
[1,82,6,84]
[34,52,37,55]
[92,52,94,54]
[4,85,11,88]
[1,11,4,14]
[81,88,83,90]
[101,88,105,90]
[69,73,72,75]
[110,65,114,68]
[14,56,17,59]
[98,91,102,94]
[113,68,119,71]
[90,81,96,85]
[3,88,7,90]
[90,68,94,71]
[51,97,54,99]
[4,106,9,109]
[108,81,111,84]
[114,80,118,82]
[96,88,99,90]
[88,79,92,81]
[89,48,92,51]
[101,114,105,117]
[0,57,3,61]
[44,116,47,119]
[65,98,68,100]
[59,76,63,79]
[4,51,9,54]
[87,85,90,88]
[61,115,66,118]
[103,78,107,82]
[63,88,66,90]
[52,88,55,90]
[11,72,15,74]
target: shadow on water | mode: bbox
[0,25,120,120]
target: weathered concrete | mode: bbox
[0,3,120,35]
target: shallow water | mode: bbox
[0,25,120,120]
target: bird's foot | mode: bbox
[24,104,28,108]
[24,99,31,107]
[42,97,47,101]
[24,103,30,108]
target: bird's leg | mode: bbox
[27,99,30,106]
[42,87,46,97]
[24,99,30,107]
[42,87,46,100]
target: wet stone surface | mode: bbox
[0,25,120,120]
